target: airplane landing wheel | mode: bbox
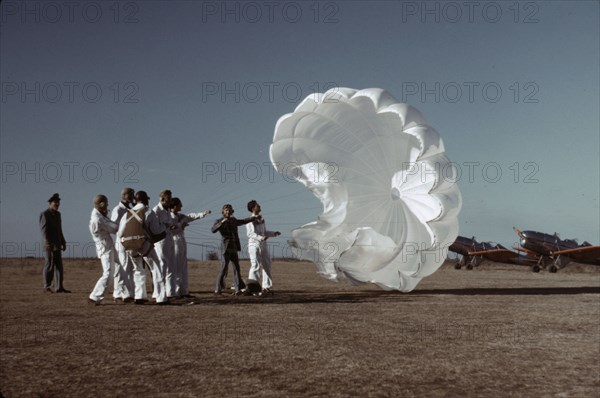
[454,263,462,270]
[548,265,558,273]
[532,265,540,273]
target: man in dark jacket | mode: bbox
[211,204,258,295]
[40,193,69,293]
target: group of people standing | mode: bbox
[87,188,208,305]
[40,189,280,305]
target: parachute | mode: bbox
[269,87,462,292]
[119,207,148,252]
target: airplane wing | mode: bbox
[512,247,540,258]
[468,249,519,261]
[551,245,600,265]
[469,249,516,255]
[468,249,539,265]
[552,246,600,256]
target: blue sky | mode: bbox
[1,1,598,259]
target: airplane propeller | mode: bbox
[513,226,525,239]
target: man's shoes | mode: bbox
[56,288,71,293]
[44,287,53,293]
[213,291,222,296]
[157,300,170,306]
[88,298,100,306]
[123,297,135,303]
[232,291,243,296]
[259,288,273,297]
[134,299,147,305]
[113,298,125,305]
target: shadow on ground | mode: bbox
[165,286,600,306]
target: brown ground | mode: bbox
[1,258,599,398]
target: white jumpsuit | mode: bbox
[118,203,167,303]
[111,202,135,300]
[246,218,278,289]
[153,203,175,297]
[171,211,208,296]
[89,208,119,302]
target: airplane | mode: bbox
[513,227,600,272]
[449,236,488,269]
[449,236,540,271]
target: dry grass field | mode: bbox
[1,258,599,397]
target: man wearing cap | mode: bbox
[88,195,119,304]
[212,204,258,295]
[111,187,136,303]
[40,193,69,293]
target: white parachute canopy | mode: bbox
[269,87,462,292]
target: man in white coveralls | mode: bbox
[153,189,176,298]
[111,187,136,303]
[118,190,168,305]
[88,195,119,305]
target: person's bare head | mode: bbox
[160,190,172,209]
[135,191,150,206]
[94,194,109,216]
[170,197,182,214]
[247,200,261,215]
[121,188,135,204]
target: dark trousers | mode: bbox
[43,249,64,290]
[215,250,245,292]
